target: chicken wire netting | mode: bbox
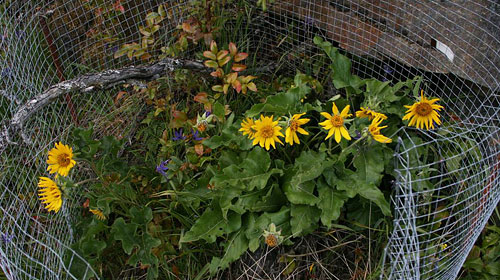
[0,0,499,279]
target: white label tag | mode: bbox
[435,40,454,62]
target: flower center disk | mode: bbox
[289,120,299,131]
[416,103,432,116]
[261,126,274,138]
[330,115,344,127]
[57,153,71,167]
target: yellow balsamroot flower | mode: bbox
[89,209,106,220]
[38,177,62,213]
[239,117,256,139]
[252,115,284,150]
[368,116,392,143]
[285,113,310,146]
[319,102,352,143]
[355,107,387,120]
[403,90,444,130]
[47,142,76,177]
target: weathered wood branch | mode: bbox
[0,58,207,153]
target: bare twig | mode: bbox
[0,58,206,153]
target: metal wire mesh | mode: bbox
[0,0,499,279]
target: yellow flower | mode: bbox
[38,177,62,213]
[403,90,444,130]
[285,113,310,146]
[368,116,392,143]
[47,142,76,177]
[319,103,352,143]
[355,107,387,120]
[89,209,106,220]
[252,115,284,150]
[239,117,256,139]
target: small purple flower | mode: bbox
[156,160,169,177]
[1,233,13,244]
[192,129,203,141]
[383,64,394,74]
[204,111,211,117]
[172,129,186,141]
[353,130,362,140]
[304,16,315,27]
[15,30,25,39]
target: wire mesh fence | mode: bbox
[0,0,499,279]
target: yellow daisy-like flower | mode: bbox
[239,117,256,139]
[38,177,62,213]
[252,115,284,150]
[368,116,392,143]
[355,107,387,120]
[285,113,310,146]
[89,209,106,220]
[319,103,352,143]
[402,90,444,130]
[47,142,76,177]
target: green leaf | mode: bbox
[203,115,253,150]
[210,230,249,274]
[283,150,333,205]
[127,232,161,279]
[213,102,225,121]
[245,207,291,247]
[290,205,320,236]
[211,147,282,192]
[353,145,385,185]
[130,206,153,225]
[79,219,107,257]
[246,73,311,117]
[111,218,139,255]
[316,178,348,228]
[486,262,500,276]
[181,207,241,243]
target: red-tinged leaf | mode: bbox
[194,92,209,104]
[247,82,258,92]
[140,53,152,61]
[182,22,193,33]
[218,55,231,67]
[212,85,224,92]
[194,144,204,156]
[229,42,237,56]
[226,72,238,83]
[217,50,229,61]
[210,40,218,53]
[114,91,127,104]
[210,69,223,78]
[241,85,248,95]
[83,199,90,208]
[234,52,248,62]
[240,75,257,83]
[231,64,247,72]
[204,60,219,69]
[203,51,216,60]
[113,0,125,13]
[232,80,242,93]
[223,84,230,94]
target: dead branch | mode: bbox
[0,58,206,153]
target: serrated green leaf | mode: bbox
[130,206,153,225]
[283,179,318,205]
[353,146,385,185]
[316,178,348,228]
[210,230,249,274]
[211,148,282,192]
[111,218,138,255]
[181,207,241,243]
[290,205,320,236]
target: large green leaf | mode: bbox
[127,232,161,279]
[290,205,320,236]
[211,147,282,192]
[353,145,385,185]
[245,207,291,251]
[246,73,311,117]
[209,230,249,274]
[316,178,348,228]
[111,218,139,255]
[130,206,153,225]
[181,207,241,243]
[203,114,253,150]
[283,150,333,205]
